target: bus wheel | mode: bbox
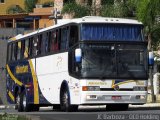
[20,91,31,112]
[106,104,129,111]
[33,105,39,111]
[53,105,61,111]
[60,88,78,112]
[15,93,19,110]
[17,93,23,112]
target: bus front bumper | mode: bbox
[80,91,147,105]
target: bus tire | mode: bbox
[17,93,23,112]
[53,104,61,111]
[60,87,78,112]
[33,105,39,111]
[20,91,31,112]
[15,93,19,110]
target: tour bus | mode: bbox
[6,16,148,112]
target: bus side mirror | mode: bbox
[149,51,154,66]
[75,48,82,63]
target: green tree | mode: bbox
[101,0,135,18]
[136,0,160,103]
[24,0,38,13]
[136,0,160,50]
[7,5,25,14]
[62,2,90,18]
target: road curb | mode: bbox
[0,105,14,110]
[130,103,160,108]
[0,103,160,110]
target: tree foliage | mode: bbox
[7,5,25,14]
[62,2,90,18]
[24,0,38,13]
[101,2,128,17]
[136,0,160,50]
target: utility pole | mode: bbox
[49,8,62,25]
[149,51,156,102]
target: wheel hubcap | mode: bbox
[17,95,20,106]
[23,95,26,109]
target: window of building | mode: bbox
[0,0,5,3]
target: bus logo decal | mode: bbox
[16,65,28,74]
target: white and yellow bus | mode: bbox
[6,16,148,112]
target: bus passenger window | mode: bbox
[7,44,12,62]
[69,25,78,47]
[37,35,42,55]
[14,42,18,60]
[33,37,38,56]
[25,39,29,58]
[28,37,33,57]
[41,33,47,54]
[61,27,69,50]
[17,42,21,60]
[51,30,59,52]
[47,32,52,52]
[11,43,15,61]
[21,40,25,59]
[45,32,49,53]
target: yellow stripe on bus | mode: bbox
[114,80,135,86]
[6,65,23,86]
[29,60,39,104]
[8,91,15,102]
[6,65,30,88]
[111,80,115,88]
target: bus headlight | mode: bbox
[133,86,147,91]
[82,86,100,91]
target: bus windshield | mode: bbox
[80,43,148,79]
[80,23,143,41]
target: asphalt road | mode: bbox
[0,106,160,120]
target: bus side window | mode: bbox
[33,36,38,56]
[61,27,69,50]
[51,30,59,52]
[41,33,46,54]
[45,32,49,53]
[37,34,42,55]
[17,42,21,60]
[21,40,25,59]
[14,42,18,60]
[25,39,29,58]
[28,37,33,57]
[69,25,78,47]
[48,31,52,52]
[12,43,15,61]
[7,43,12,62]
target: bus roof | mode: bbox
[9,16,143,42]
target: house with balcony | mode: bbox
[0,0,54,39]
